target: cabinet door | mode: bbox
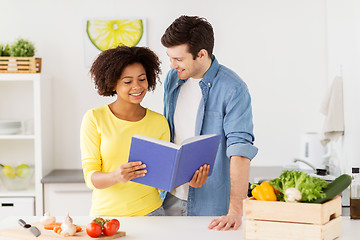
[0,197,35,217]
[43,183,92,216]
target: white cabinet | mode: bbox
[0,73,52,216]
[43,183,92,216]
[0,197,35,217]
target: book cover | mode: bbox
[128,134,221,191]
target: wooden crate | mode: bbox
[243,196,342,240]
[0,57,42,73]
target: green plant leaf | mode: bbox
[10,38,36,57]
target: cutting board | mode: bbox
[0,222,126,239]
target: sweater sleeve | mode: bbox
[80,110,102,189]
[159,115,171,142]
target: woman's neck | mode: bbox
[108,101,146,122]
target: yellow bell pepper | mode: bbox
[251,181,277,201]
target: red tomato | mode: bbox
[103,221,118,236]
[110,219,120,231]
[86,222,102,238]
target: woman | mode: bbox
[80,46,169,216]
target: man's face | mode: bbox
[166,44,204,80]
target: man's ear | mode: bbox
[197,49,208,60]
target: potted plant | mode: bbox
[0,38,41,73]
[10,38,36,57]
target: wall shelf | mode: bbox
[0,135,35,140]
[0,73,52,216]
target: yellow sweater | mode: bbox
[80,105,170,216]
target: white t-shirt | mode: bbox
[171,77,202,200]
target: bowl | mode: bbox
[0,128,22,135]
[0,120,22,135]
[0,164,34,190]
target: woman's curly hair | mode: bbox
[90,46,161,96]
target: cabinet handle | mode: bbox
[54,190,92,193]
[1,203,14,207]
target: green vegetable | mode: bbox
[10,38,35,57]
[269,170,328,202]
[312,174,352,203]
[2,44,10,56]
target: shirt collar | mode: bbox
[200,55,219,87]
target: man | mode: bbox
[161,15,258,231]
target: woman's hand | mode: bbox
[90,161,147,189]
[115,161,147,183]
[188,164,210,188]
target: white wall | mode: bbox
[1,0,334,169]
[326,0,360,172]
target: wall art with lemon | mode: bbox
[84,19,147,67]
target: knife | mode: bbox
[18,219,41,237]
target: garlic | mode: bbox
[285,188,302,202]
[60,213,76,237]
[40,212,56,225]
[65,212,73,224]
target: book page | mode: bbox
[181,134,217,145]
[133,134,180,149]
[172,134,221,187]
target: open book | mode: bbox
[128,134,221,191]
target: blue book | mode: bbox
[128,134,221,191]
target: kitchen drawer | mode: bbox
[0,197,34,217]
[43,183,92,216]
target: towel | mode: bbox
[319,76,345,146]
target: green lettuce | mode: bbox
[269,170,328,202]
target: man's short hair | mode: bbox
[161,15,214,60]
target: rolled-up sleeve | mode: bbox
[224,85,258,160]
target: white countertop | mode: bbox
[0,216,359,239]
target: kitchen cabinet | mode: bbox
[42,169,92,216]
[43,182,92,216]
[0,197,34,217]
[0,73,52,216]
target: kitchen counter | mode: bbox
[40,166,309,184]
[41,169,84,183]
[0,216,359,239]
[41,166,281,184]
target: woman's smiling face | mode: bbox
[114,62,149,105]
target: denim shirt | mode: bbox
[163,56,258,216]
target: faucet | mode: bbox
[293,159,316,173]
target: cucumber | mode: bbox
[313,174,352,203]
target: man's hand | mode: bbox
[188,164,209,188]
[207,156,249,231]
[208,213,242,231]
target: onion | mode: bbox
[285,188,302,202]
